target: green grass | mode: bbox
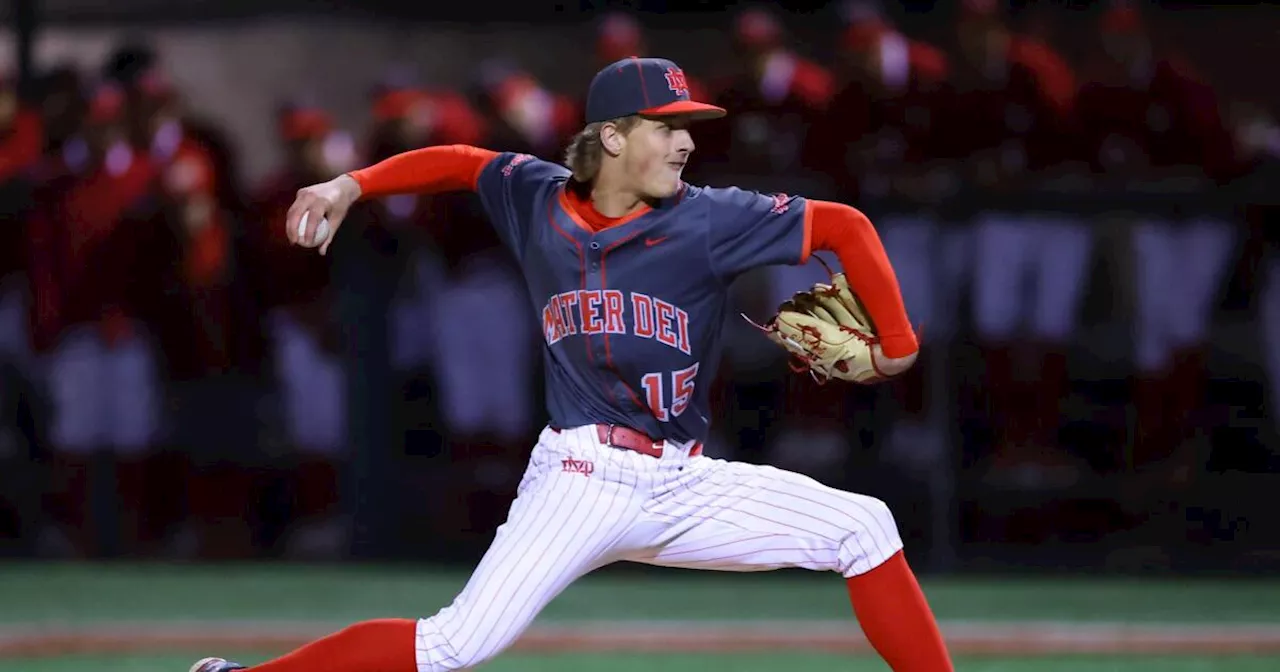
[1,562,1278,624]
[1,565,1277,670]
[4,652,1280,672]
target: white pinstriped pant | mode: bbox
[414,425,903,670]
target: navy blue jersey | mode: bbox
[475,152,810,444]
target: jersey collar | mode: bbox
[557,183,688,235]
[558,185,648,233]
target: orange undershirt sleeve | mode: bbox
[347,145,499,198]
[807,200,919,358]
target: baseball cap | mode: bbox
[585,57,725,124]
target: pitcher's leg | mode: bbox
[235,432,643,672]
[631,459,950,671]
[634,459,900,573]
[413,471,632,669]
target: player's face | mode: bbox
[622,116,695,199]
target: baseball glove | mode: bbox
[749,261,887,385]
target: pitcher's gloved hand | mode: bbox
[758,272,892,384]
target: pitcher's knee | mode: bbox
[836,495,904,578]
[415,606,517,670]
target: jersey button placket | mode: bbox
[587,240,605,359]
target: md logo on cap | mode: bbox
[664,68,690,98]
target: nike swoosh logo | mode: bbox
[645,237,668,247]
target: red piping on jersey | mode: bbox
[346,144,497,197]
[600,231,651,414]
[544,197,588,356]
[561,181,684,420]
[545,198,623,407]
[809,200,918,358]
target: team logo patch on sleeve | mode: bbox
[769,193,791,214]
[502,153,536,177]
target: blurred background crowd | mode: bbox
[0,0,1277,574]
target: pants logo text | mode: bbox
[561,458,595,476]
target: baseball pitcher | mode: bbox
[192,57,950,672]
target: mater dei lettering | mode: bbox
[541,290,692,356]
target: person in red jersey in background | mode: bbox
[1077,5,1239,476]
[472,61,579,163]
[147,116,269,559]
[247,100,359,557]
[813,0,961,471]
[698,5,835,180]
[26,81,171,557]
[365,70,541,529]
[1238,101,1280,446]
[32,65,88,165]
[942,0,1094,488]
[0,71,43,364]
[365,72,483,373]
[594,12,714,104]
[0,71,42,186]
[706,7,846,465]
[103,43,247,219]
[365,70,496,269]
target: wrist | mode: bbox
[337,173,363,203]
[878,332,919,360]
[873,347,918,377]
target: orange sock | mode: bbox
[248,618,417,672]
[846,551,953,671]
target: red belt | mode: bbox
[553,425,703,459]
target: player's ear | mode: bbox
[600,121,626,156]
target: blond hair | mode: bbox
[563,116,642,183]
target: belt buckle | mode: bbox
[605,424,620,448]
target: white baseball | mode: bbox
[297,211,330,248]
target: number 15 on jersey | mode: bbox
[640,363,700,422]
